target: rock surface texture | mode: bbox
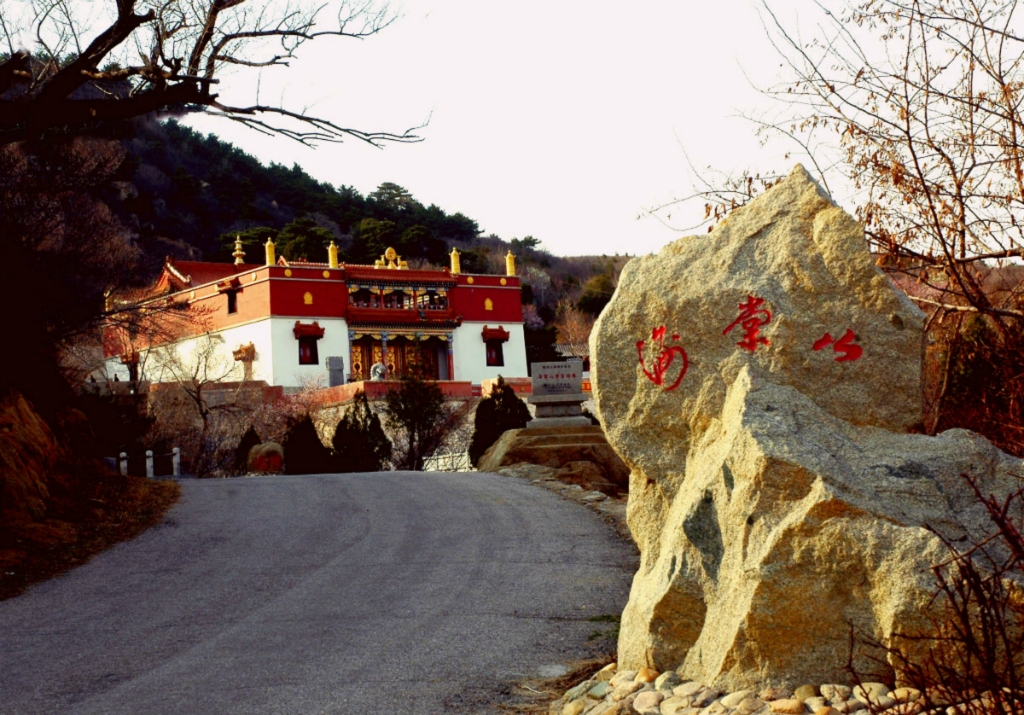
[478,425,630,491]
[590,166,1024,688]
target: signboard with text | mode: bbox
[531,360,584,396]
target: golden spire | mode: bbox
[450,247,461,275]
[233,236,245,266]
[328,241,339,269]
[264,237,276,266]
[505,250,516,277]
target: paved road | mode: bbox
[0,472,635,715]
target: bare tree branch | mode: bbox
[0,0,423,147]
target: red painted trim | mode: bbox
[449,286,523,322]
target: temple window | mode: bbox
[298,336,319,365]
[227,291,238,314]
[293,321,325,366]
[485,340,504,367]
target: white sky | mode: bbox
[181,0,816,257]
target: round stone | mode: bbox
[760,688,795,702]
[635,667,660,683]
[841,698,866,713]
[737,697,768,714]
[770,699,808,714]
[633,690,665,714]
[588,681,612,699]
[595,663,617,682]
[722,690,757,708]
[565,681,591,701]
[820,685,852,704]
[609,670,637,688]
[562,699,587,715]
[853,683,891,705]
[674,682,705,698]
[611,682,643,701]
[655,671,683,691]
[660,697,695,715]
[891,688,922,703]
[795,686,821,701]
[692,688,722,708]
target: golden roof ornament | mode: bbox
[374,247,408,270]
[264,237,276,266]
[233,236,245,266]
[450,247,461,275]
[505,250,516,277]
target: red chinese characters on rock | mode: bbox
[637,326,689,391]
[813,329,863,362]
[723,295,772,351]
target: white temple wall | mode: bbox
[452,322,528,384]
[139,319,275,385]
[268,317,350,388]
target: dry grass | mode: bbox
[496,655,614,715]
[0,472,180,601]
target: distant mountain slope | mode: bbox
[114,119,481,272]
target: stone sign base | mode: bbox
[527,392,590,428]
[527,416,592,429]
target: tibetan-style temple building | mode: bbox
[104,241,527,388]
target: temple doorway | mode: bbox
[349,334,451,381]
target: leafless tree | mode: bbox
[650,0,1024,451]
[660,0,1024,322]
[554,300,595,360]
[0,0,423,146]
[147,332,252,474]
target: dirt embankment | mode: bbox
[0,389,179,600]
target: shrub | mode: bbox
[927,315,1024,457]
[234,425,262,473]
[468,376,532,466]
[331,391,391,472]
[383,376,464,471]
[281,415,334,475]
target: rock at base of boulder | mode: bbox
[477,425,629,490]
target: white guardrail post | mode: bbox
[145,450,154,479]
[172,447,181,477]
[119,452,128,476]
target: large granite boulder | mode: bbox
[591,165,1024,688]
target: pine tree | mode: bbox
[332,391,392,472]
[469,376,532,467]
